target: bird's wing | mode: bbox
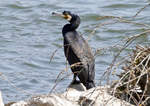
[64,32,94,64]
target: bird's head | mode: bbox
[52,11,80,30]
[52,11,76,22]
[62,11,72,21]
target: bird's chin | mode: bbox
[52,12,72,21]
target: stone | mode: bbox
[6,83,133,106]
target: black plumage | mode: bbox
[52,11,95,89]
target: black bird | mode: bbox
[52,11,95,89]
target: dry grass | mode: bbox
[112,45,150,105]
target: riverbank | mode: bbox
[3,83,133,106]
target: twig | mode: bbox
[133,3,150,18]
[98,15,150,28]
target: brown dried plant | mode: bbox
[113,45,150,106]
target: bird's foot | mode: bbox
[85,81,95,90]
[71,80,81,85]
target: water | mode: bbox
[0,0,150,103]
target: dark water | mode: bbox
[0,0,150,103]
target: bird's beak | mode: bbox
[52,12,64,17]
[52,12,72,21]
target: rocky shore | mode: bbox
[1,83,133,106]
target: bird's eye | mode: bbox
[63,11,71,15]
[63,11,66,14]
[63,11,67,15]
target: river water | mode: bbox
[0,0,150,103]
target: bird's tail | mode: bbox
[86,64,95,90]
[85,81,95,90]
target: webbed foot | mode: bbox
[71,80,81,84]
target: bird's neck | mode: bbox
[62,24,78,35]
[62,16,80,35]
[62,15,80,35]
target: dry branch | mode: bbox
[112,45,150,106]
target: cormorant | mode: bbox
[52,11,95,89]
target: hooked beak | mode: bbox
[52,12,64,17]
[52,12,72,21]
